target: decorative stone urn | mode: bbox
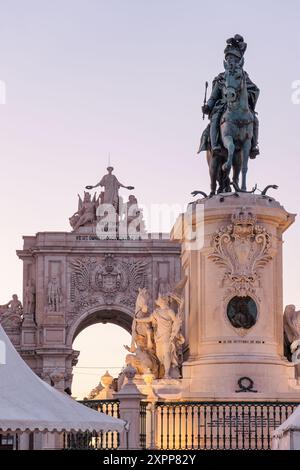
[96,371,114,399]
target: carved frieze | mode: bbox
[70,254,149,311]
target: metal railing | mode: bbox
[65,399,299,450]
[80,399,120,417]
[140,401,148,449]
[153,401,299,450]
[64,399,120,450]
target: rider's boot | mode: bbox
[210,121,221,156]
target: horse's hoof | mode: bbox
[209,192,215,198]
[222,163,231,172]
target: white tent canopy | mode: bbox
[0,325,125,433]
[273,405,300,450]
[273,406,300,437]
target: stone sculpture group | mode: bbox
[69,166,145,236]
[125,278,186,380]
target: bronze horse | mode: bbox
[203,59,254,195]
[221,59,254,191]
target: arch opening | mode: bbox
[69,307,133,399]
[72,309,133,343]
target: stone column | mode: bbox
[115,365,147,450]
[142,369,158,449]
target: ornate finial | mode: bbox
[101,370,114,389]
[123,364,137,383]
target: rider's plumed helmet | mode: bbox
[224,34,247,59]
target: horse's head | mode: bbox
[223,58,245,105]
[135,287,150,315]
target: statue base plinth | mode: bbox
[133,376,183,399]
[172,193,300,402]
[151,379,183,400]
[181,355,300,400]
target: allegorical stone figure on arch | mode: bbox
[86,166,134,214]
[199,34,260,159]
[69,166,139,232]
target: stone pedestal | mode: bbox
[172,193,300,400]
[115,366,147,450]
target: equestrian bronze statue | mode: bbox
[198,34,260,195]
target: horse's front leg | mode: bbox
[209,154,218,196]
[222,135,235,172]
[241,139,251,191]
[232,149,242,190]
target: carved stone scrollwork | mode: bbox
[209,208,274,335]
[209,208,273,299]
[70,254,149,311]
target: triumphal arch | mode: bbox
[3,167,181,392]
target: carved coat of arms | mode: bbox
[209,208,273,298]
[70,254,148,310]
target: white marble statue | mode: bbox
[6,294,23,315]
[130,288,153,351]
[134,277,187,379]
[0,294,23,328]
[0,294,23,315]
[124,288,160,377]
[47,277,62,312]
[86,166,134,214]
[139,295,184,379]
[284,304,300,364]
[24,281,36,315]
[69,191,98,231]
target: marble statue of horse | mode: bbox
[131,288,153,351]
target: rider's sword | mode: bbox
[202,81,209,120]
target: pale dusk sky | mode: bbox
[0,0,299,397]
